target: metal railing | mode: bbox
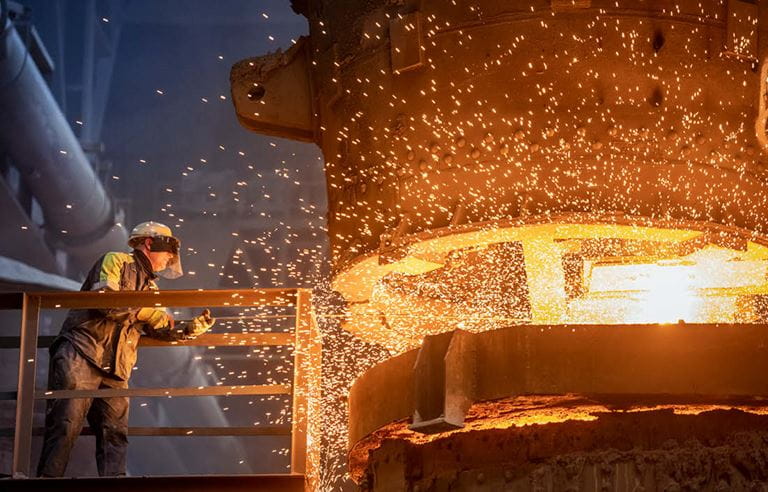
[0,289,320,487]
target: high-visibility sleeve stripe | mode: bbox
[95,252,133,292]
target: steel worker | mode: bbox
[37,221,215,477]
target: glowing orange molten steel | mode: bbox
[334,218,768,352]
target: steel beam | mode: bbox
[11,293,40,478]
[32,288,297,308]
[290,289,320,486]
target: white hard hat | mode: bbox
[128,221,183,279]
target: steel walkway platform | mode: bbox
[1,474,305,491]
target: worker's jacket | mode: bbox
[53,249,185,386]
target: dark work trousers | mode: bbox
[37,339,129,477]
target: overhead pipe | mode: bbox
[0,7,127,270]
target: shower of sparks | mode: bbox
[100,0,768,488]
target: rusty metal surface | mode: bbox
[353,405,768,491]
[725,0,758,60]
[389,11,424,74]
[224,1,768,488]
[0,474,305,492]
[233,0,768,269]
[348,350,417,451]
[474,323,768,399]
[349,323,768,447]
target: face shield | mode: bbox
[149,236,183,279]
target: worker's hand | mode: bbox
[185,309,215,338]
[136,307,173,329]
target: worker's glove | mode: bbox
[184,309,215,338]
[137,307,173,329]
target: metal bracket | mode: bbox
[409,329,476,434]
[230,37,316,142]
[390,11,424,75]
[378,213,412,265]
[449,203,466,227]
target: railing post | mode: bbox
[13,293,41,478]
[291,289,320,489]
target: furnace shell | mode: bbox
[231,2,768,490]
[233,0,768,270]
